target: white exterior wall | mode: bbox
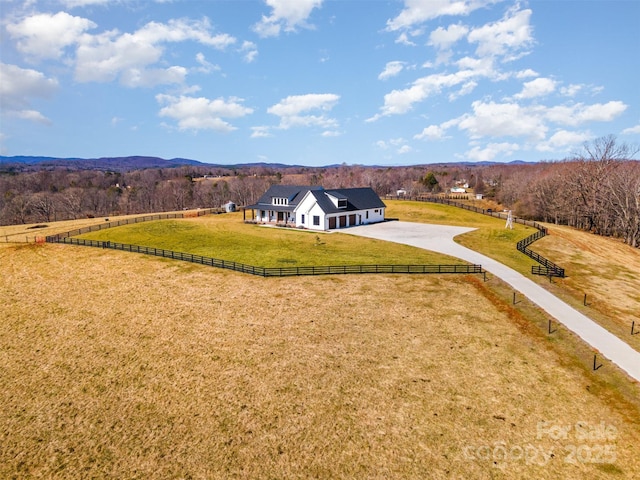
[293,192,385,231]
[362,207,385,225]
[295,194,327,230]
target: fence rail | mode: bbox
[1,208,225,244]
[387,195,565,278]
[46,236,484,278]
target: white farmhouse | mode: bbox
[244,185,386,231]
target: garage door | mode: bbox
[328,217,337,229]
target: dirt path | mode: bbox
[347,221,640,383]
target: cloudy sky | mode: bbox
[1,0,638,165]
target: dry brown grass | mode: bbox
[1,242,639,479]
[0,210,205,242]
[530,224,640,350]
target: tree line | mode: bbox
[1,136,638,248]
[495,136,640,248]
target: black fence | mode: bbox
[44,208,224,242]
[517,230,565,277]
[47,236,484,278]
[387,195,565,278]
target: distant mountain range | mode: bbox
[0,155,208,171]
[0,155,534,172]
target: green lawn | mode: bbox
[385,200,541,275]
[77,212,465,268]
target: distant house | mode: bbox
[244,185,386,231]
[451,187,466,193]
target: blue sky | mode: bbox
[1,0,638,166]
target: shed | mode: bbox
[223,201,236,213]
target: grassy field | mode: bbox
[0,213,150,241]
[385,200,640,349]
[385,200,541,275]
[74,211,464,267]
[2,242,639,479]
[531,223,640,349]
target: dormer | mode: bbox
[271,196,289,206]
[325,191,348,209]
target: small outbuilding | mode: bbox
[223,201,236,213]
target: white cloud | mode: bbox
[267,93,340,130]
[560,83,583,97]
[61,0,110,6]
[378,61,406,80]
[515,68,538,78]
[513,77,556,99]
[386,0,500,32]
[321,130,342,137]
[397,145,413,154]
[240,41,258,63]
[395,32,416,46]
[368,68,479,120]
[537,130,592,152]
[0,63,58,124]
[251,126,273,138]
[429,23,469,49]
[467,6,533,60]
[414,124,449,141]
[545,101,627,126]
[448,80,477,100]
[156,94,253,132]
[193,53,219,74]
[456,100,548,140]
[121,66,188,88]
[253,0,323,37]
[435,99,627,156]
[465,142,519,161]
[74,18,235,85]
[428,23,469,62]
[622,125,640,135]
[6,11,96,61]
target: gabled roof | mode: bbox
[246,185,324,211]
[246,185,386,214]
[301,187,386,214]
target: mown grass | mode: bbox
[385,200,640,348]
[2,242,639,479]
[76,211,465,267]
[385,200,539,275]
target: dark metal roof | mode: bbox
[308,188,386,214]
[245,185,323,210]
[245,185,385,214]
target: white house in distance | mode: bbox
[244,185,386,231]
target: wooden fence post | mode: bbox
[593,354,603,371]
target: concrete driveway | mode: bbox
[347,221,640,383]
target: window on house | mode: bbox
[301,214,305,224]
[366,211,369,219]
[338,198,347,208]
[313,215,320,226]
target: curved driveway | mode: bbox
[347,221,640,383]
